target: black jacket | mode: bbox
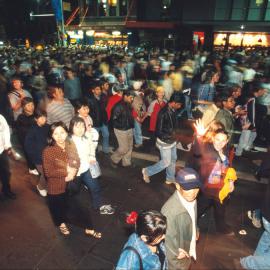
[88,95,108,127]
[24,123,50,165]
[111,100,134,130]
[155,105,177,144]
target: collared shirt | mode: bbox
[177,191,197,260]
[0,114,11,154]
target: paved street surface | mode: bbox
[0,146,267,270]
[0,121,268,269]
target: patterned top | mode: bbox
[46,98,74,128]
[42,140,80,195]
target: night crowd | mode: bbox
[0,45,270,269]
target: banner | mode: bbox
[51,0,63,22]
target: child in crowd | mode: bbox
[24,110,49,197]
[16,97,38,175]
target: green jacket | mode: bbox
[215,108,234,140]
[161,191,197,270]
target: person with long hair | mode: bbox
[69,116,115,216]
[116,210,167,270]
[43,121,103,237]
[42,121,80,235]
[187,119,236,236]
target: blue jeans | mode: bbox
[133,121,143,145]
[145,144,177,182]
[79,169,101,210]
[240,217,270,270]
[95,124,110,153]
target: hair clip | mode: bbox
[126,211,138,225]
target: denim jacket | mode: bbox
[116,233,167,270]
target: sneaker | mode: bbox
[252,218,262,228]
[247,210,262,228]
[100,204,115,215]
[165,180,175,185]
[134,144,143,148]
[249,147,259,153]
[142,168,150,183]
[29,169,39,175]
[37,186,47,197]
[110,160,118,169]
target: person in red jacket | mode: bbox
[106,84,126,121]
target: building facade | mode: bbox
[66,0,270,49]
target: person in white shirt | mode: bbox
[69,116,115,215]
[161,168,201,270]
[0,114,16,199]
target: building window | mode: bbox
[87,0,98,16]
[231,0,248,20]
[247,0,264,20]
[98,0,107,16]
[119,0,127,16]
[108,0,117,16]
[215,0,231,20]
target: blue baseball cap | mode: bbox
[175,168,202,190]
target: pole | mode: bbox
[59,0,66,47]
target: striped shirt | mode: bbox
[46,98,74,128]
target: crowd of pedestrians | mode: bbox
[0,45,270,269]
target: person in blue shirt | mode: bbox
[116,210,167,270]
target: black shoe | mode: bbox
[4,191,16,200]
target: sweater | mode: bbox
[42,140,80,195]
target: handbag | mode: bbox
[66,176,82,196]
[89,161,101,178]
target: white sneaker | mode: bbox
[142,168,150,183]
[29,169,39,175]
[37,186,47,197]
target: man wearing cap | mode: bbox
[142,92,185,184]
[110,90,135,168]
[161,168,201,270]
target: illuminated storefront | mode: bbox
[214,32,270,47]
[66,29,128,46]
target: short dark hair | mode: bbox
[47,85,62,99]
[48,121,68,146]
[21,97,34,108]
[73,99,89,113]
[69,116,86,135]
[136,210,167,244]
[34,109,47,119]
[169,92,185,104]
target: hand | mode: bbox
[194,119,209,137]
[177,248,190,260]
[89,160,96,165]
[242,123,251,130]
[196,229,200,241]
[229,181,235,193]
